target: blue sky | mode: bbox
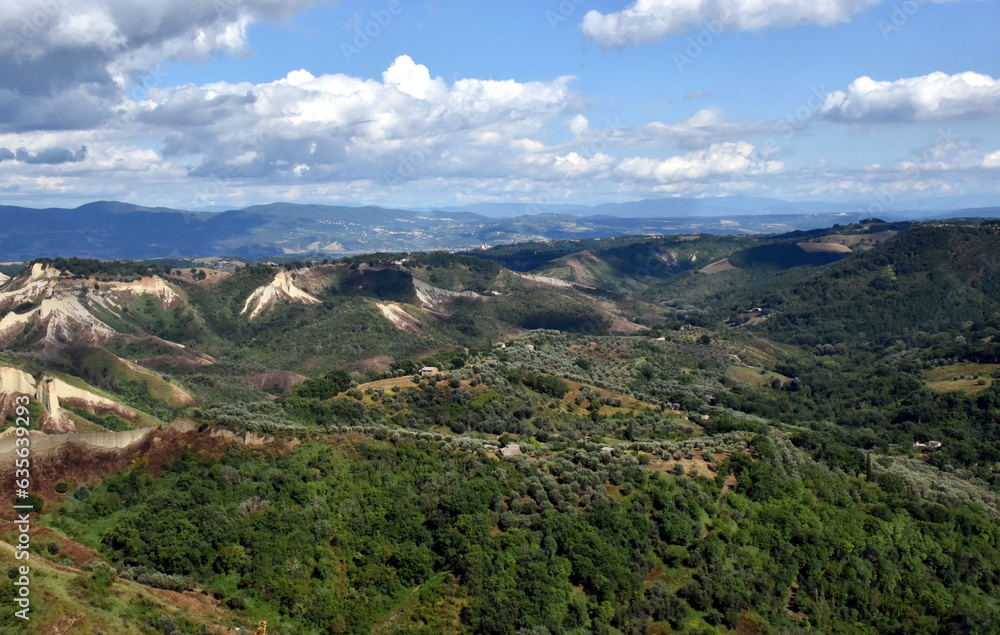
[1,0,999,211]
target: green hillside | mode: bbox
[3,220,1000,634]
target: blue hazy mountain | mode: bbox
[0,197,997,260]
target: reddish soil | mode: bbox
[0,425,243,517]
[60,396,139,422]
[0,525,99,568]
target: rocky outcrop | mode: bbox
[241,271,321,320]
[0,366,35,395]
[412,278,481,309]
[0,365,144,434]
[376,302,422,333]
[36,375,141,432]
[515,273,574,288]
[0,265,190,348]
[107,276,185,308]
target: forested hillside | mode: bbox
[3,219,1000,634]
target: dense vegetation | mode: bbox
[5,219,1000,633]
[43,429,1000,634]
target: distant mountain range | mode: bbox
[0,196,998,260]
[430,194,1000,218]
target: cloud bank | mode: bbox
[581,0,883,47]
[819,72,1000,123]
[0,0,996,210]
[0,0,331,132]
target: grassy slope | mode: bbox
[0,531,243,634]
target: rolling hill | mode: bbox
[3,219,1000,634]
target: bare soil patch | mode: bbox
[796,241,852,254]
[699,258,738,274]
[0,425,248,516]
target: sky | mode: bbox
[1,0,999,212]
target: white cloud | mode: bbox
[819,72,1000,123]
[0,51,800,207]
[0,0,331,131]
[635,107,786,150]
[787,136,1000,204]
[554,151,614,177]
[382,55,445,100]
[122,55,577,188]
[581,0,882,47]
[618,141,783,182]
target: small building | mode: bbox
[500,443,522,457]
[927,440,943,448]
[419,366,439,376]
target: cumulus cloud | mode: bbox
[554,151,615,177]
[125,55,577,186]
[790,133,1000,203]
[581,0,882,47]
[617,141,783,183]
[819,72,1000,123]
[0,0,331,131]
[889,135,1000,173]
[0,49,805,207]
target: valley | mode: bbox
[2,218,1000,634]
